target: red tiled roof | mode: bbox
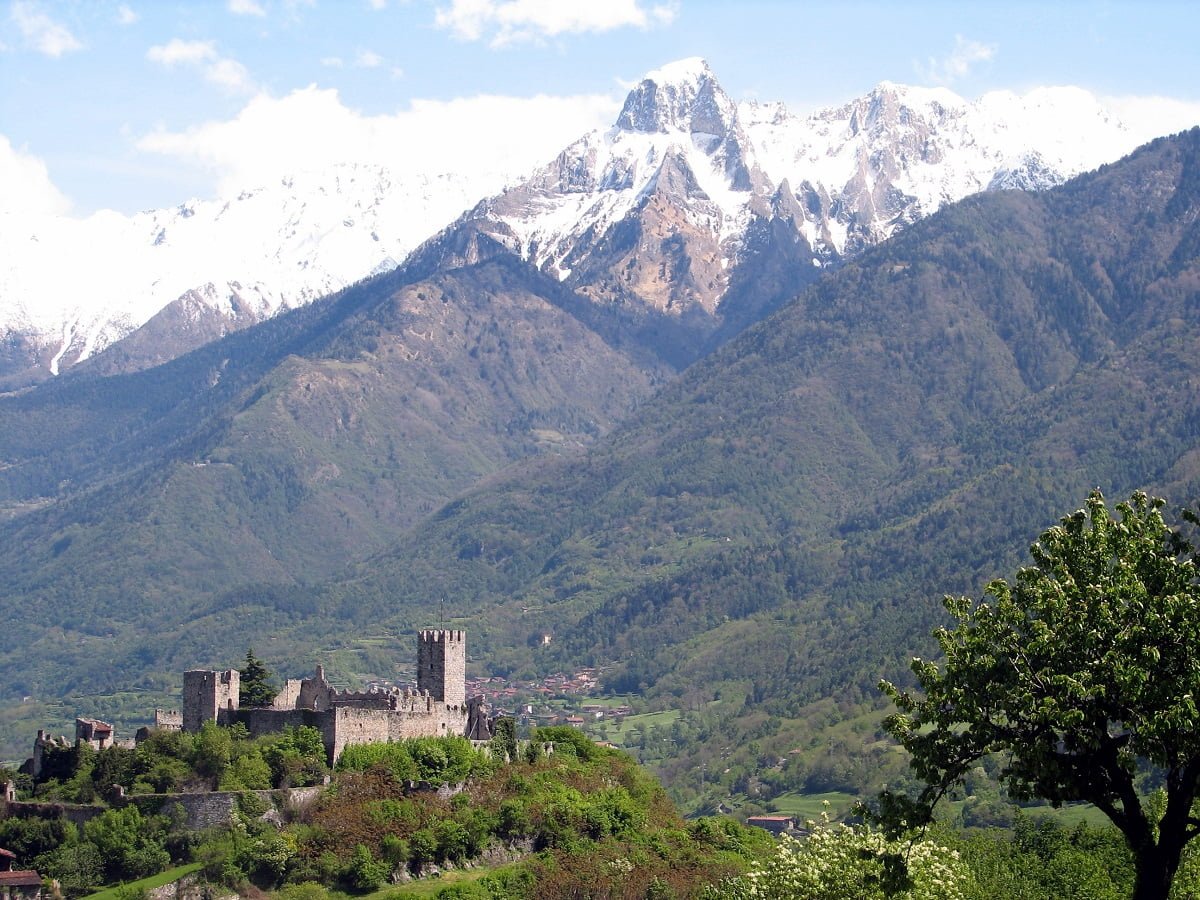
[0,849,16,859]
[0,870,41,886]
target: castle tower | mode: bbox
[183,669,240,732]
[417,629,465,706]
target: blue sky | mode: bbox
[2,0,1199,217]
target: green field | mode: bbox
[84,864,202,900]
[600,709,681,745]
[768,791,857,822]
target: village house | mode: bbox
[0,848,41,900]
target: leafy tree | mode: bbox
[84,806,170,882]
[490,716,518,763]
[345,843,389,892]
[408,828,437,872]
[434,819,472,863]
[879,491,1200,900]
[35,837,105,897]
[192,721,233,780]
[239,648,277,708]
[263,726,328,787]
[220,749,273,790]
[0,816,70,861]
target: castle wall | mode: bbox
[297,667,334,711]
[233,707,331,753]
[154,709,183,730]
[272,680,302,710]
[123,786,322,830]
[2,799,106,829]
[329,708,394,764]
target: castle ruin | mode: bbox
[180,629,490,764]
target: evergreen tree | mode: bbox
[239,648,277,708]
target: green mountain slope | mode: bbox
[1,127,1197,803]
[0,255,668,719]
[307,129,1200,802]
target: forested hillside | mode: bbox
[0,255,667,720]
[1,128,1197,802]
[321,129,1200,802]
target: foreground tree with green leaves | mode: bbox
[880,491,1200,900]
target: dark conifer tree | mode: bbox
[239,648,276,708]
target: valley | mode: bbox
[1,47,1199,897]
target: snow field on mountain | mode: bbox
[1,57,1192,375]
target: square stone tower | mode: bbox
[183,668,240,732]
[417,629,465,706]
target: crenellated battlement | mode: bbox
[418,629,464,643]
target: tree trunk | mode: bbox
[1133,845,1181,900]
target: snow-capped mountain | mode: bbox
[0,58,1186,383]
[744,81,1142,258]
[0,162,511,384]
[428,60,1162,332]
[417,57,771,331]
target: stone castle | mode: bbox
[165,629,490,764]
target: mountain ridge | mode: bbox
[1,61,1183,384]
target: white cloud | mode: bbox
[116,4,138,26]
[147,38,215,66]
[10,1,83,57]
[146,38,255,93]
[355,49,383,68]
[367,0,387,8]
[320,55,343,67]
[0,134,71,215]
[1103,94,1200,143]
[228,0,267,16]
[207,56,253,91]
[135,85,621,198]
[435,0,678,46]
[918,34,996,85]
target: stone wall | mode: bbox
[329,708,394,763]
[147,871,237,900]
[155,709,183,730]
[296,669,333,712]
[2,788,323,834]
[271,679,302,710]
[2,800,106,829]
[123,786,323,831]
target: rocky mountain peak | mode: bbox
[840,81,967,138]
[615,57,738,138]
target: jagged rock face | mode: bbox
[564,151,733,316]
[410,57,786,353]
[410,64,1162,367]
[616,58,737,135]
[988,152,1063,191]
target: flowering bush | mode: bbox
[710,810,971,900]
